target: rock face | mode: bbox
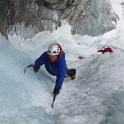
[0,0,118,38]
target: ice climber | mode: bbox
[98,47,113,54]
[33,43,76,95]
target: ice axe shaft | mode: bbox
[51,94,56,108]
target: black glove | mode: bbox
[53,87,60,95]
[33,66,40,72]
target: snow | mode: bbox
[0,0,124,124]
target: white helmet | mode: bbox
[47,43,60,55]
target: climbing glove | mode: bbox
[53,87,60,95]
[33,66,40,72]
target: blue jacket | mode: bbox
[34,51,66,88]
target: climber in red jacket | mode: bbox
[98,47,113,54]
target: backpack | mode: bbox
[105,47,113,52]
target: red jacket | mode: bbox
[103,47,113,54]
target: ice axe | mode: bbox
[24,64,34,73]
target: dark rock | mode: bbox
[0,0,118,38]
